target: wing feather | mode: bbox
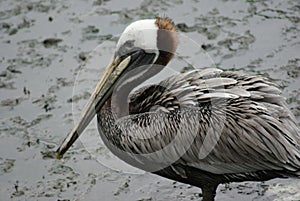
[121,68,300,176]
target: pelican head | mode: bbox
[56,17,178,159]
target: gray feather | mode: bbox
[98,68,300,181]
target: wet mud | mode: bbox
[0,0,299,200]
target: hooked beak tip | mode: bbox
[55,150,63,160]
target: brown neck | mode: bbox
[109,57,169,118]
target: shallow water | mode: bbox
[0,0,299,200]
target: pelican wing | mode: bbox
[108,68,300,176]
[178,69,300,175]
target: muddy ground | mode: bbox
[0,0,299,200]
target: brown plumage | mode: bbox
[155,17,178,66]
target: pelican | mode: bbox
[56,17,300,201]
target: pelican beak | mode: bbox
[55,48,157,159]
[55,55,131,159]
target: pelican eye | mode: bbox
[117,40,140,59]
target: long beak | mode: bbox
[55,55,131,159]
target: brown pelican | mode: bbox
[56,17,300,201]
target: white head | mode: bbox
[116,19,159,55]
[115,17,178,65]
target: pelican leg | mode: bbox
[201,184,218,201]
